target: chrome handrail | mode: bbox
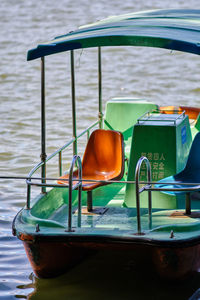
[134,156,200,234]
[135,156,152,234]
[137,109,185,125]
[67,155,82,232]
[26,120,99,208]
[27,137,76,179]
[28,121,99,178]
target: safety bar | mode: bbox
[135,156,200,233]
[137,109,185,125]
[25,121,99,209]
[12,176,200,187]
[28,120,99,180]
[26,174,200,210]
[26,120,100,209]
[26,155,83,231]
[67,155,82,232]
[143,181,200,215]
[135,156,152,234]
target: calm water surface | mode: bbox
[1,0,200,299]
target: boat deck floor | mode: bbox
[48,204,200,233]
[23,184,200,240]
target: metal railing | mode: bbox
[27,154,83,232]
[137,109,185,126]
[67,155,82,232]
[134,156,200,235]
[26,120,99,208]
[135,156,152,234]
[25,147,200,233]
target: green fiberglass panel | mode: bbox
[25,182,125,229]
[124,113,192,208]
[104,99,158,164]
[30,187,77,219]
[27,9,200,60]
[104,98,157,140]
[194,114,200,133]
[191,114,200,138]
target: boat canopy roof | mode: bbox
[27,9,200,61]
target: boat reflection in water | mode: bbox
[24,251,200,299]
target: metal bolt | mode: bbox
[170,230,174,238]
[36,224,40,232]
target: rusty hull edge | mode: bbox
[152,244,200,280]
[19,232,200,279]
[23,240,94,278]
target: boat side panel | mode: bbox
[152,244,200,280]
[23,240,92,278]
[22,236,200,279]
[31,187,72,219]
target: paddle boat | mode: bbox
[13,9,200,279]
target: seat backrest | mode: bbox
[104,99,157,141]
[82,129,124,179]
[183,132,200,171]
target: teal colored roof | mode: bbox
[27,9,200,61]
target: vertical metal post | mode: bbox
[98,47,103,129]
[87,129,90,141]
[70,50,77,155]
[26,183,31,209]
[135,156,152,234]
[185,192,191,215]
[59,152,62,176]
[41,57,46,193]
[135,167,141,234]
[77,158,82,227]
[68,168,73,231]
[147,161,152,230]
[87,191,93,212]
[67,155,82,232]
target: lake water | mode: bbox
[1,0,200,299]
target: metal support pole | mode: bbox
[87,191,93,212]
[26,183,31,209]
[70,50,77,155]
[77,160,82,227]
[147,161,152,230]
[135,156,152,234]
[67,155,82,232]
[87,129,90,141]
[135,167,141,234]
[185,192,191,215]
[98,47,103,129]
[41,57,46,193]
[59,152,62,176]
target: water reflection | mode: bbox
[21,251,200,300]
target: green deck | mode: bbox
[15,179,200,245]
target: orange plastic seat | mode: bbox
[180,106,200,120]
[160,105,200,120]
[58,129,124,191]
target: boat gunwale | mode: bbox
[13,227,200,248]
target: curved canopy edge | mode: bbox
[27,9,200,61]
